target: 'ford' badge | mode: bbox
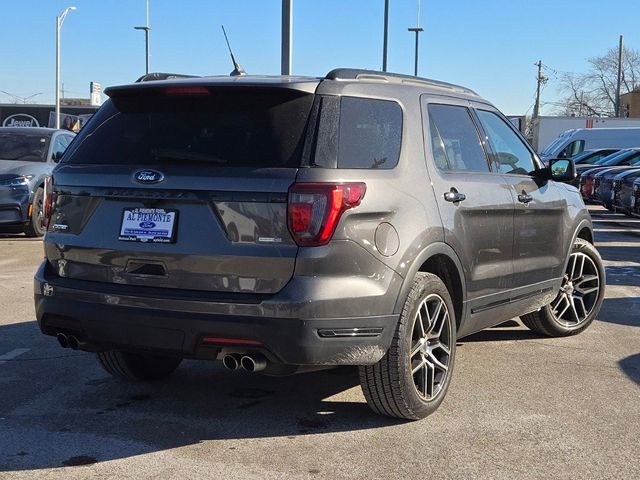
[134,169,164,184]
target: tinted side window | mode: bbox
[427,104,489,172]
[337,97,402,169]
[51,135,70,161]
[476,110,535,175]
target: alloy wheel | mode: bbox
[551,252,600,327]
[410,294,452,401]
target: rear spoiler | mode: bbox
[135,72,200,83]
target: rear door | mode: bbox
[422,97,515,308]
[473,107,566,292]
[47,86,316,294]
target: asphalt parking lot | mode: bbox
[0,206,638,480]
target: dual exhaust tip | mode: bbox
[57,332,83,350]
[222,353,267,373]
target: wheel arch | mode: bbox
[563,218,594,271]
[394,242,467,331]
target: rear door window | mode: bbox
[62,89,315,168]
[427,104,490,172]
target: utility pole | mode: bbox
[134,0,151,75]
[615,35,624,117]
[532,60,547,119]
[407,0,423,76]
[382,0,389,72]
[281,0,292,75]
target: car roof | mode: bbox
[105,68,482,101]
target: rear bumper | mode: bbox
[34,263,399,366]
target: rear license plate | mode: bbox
[119,208,178,243]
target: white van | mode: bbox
[540,127,640,161]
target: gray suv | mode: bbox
[34,69,606,420]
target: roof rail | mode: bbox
[135,72,200,83]
[324,68,478,96]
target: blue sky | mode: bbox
[1,0,638,115]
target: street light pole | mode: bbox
[281,0,292,75]
[134,0,151,75]
[408,0,423,76]
[55,6,76,130]
[382,0,389,72]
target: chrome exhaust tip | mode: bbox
[222,354,242,371]
[240,354,267,373]
[57,333,69,349]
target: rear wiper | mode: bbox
[151,149,227,164]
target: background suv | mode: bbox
[0,127,75,236]
[34,69,605,420]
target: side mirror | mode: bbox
[52,151,63,163]
[548,158,576,182]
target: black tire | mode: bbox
[359,272,456,420]
[24,187,45,238]
[97,350,182,381]
[521,238,605,337]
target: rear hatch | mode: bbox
[45,81,318,295]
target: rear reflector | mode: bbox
[288,182,366,246]
[201,337,262,346]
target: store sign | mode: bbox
[2,113,40,127]
[90,81,102,106]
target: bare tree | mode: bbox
[556,46,640,117]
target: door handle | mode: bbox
[444,188,466,203]
[517,191,533,204]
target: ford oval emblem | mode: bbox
[139,221,156,229]
[134,169,164,184]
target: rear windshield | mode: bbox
[62,88,314,168]
[0,132,49,162]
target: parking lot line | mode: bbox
[0,348,30,365]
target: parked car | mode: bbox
[567,148,619,165]
[540,127,640,162]
[612,169,640,215]
[34,69,605,420]
[576,149,635,173]
[594,167,640,210]
[579,150,640,202]
[563,149,621,188]
[0,127,75,236]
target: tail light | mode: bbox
[288,182,366,246]
[43,175,55,229]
